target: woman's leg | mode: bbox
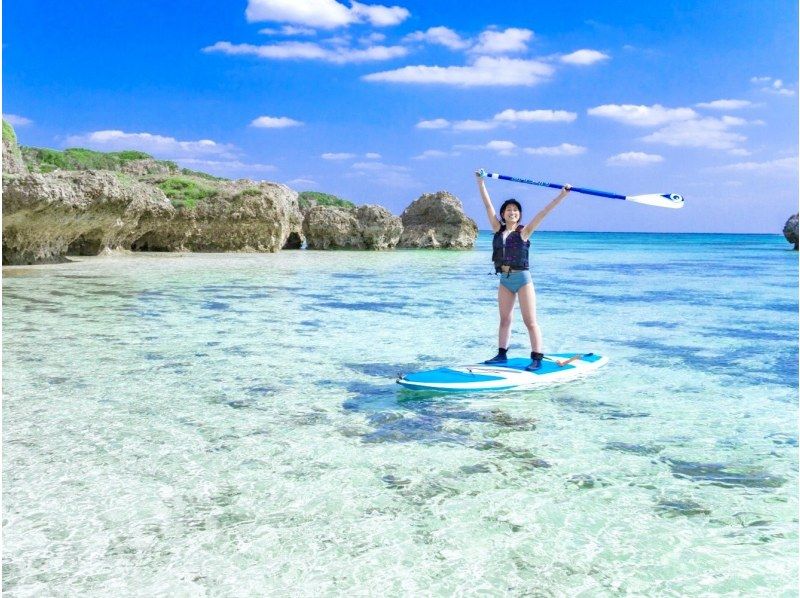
[497,284,516,349]
[517,282,542,353]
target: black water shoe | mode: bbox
[526,351,544,371]
[484,348,508,364]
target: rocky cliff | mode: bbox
[303,204,402,249]
[3,171,173,264]
[2,120,477,264]
[2,120,27,175]
[132,180,301,253]
[398,191,478,248]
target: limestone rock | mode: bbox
[132,180,302,253]
[398,191,478,248]
[2,120,27,175]
[353,205,403,249]
[302,204,402,249]
[2,171,173,265]
[118,158,180,177]
[783,213,798,250]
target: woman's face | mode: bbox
[503,204,521,223]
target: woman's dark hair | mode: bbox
[498,199,522,223]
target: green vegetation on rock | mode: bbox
[158,177,218,209]
[21,147,159,172]
[234,187,262,200]
[3,119,17,144]
[180,167,227,181]
[298,191,355,209]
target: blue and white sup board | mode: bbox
[396,353,608,392]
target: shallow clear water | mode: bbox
[3,233,798,596]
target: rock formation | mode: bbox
[2,119,485,263]
[2,120,27,175]
[3,171,174,265]
[398,191,478,248]
[303,204,402,249]
[131,181,302,253]
[783,213,798,250]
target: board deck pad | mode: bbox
[396,353,608,392]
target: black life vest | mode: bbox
[492,224,530,273]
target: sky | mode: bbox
[3,0,798,232]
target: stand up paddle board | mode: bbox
[396,353,608,392]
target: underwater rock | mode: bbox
[663,458,786,488]
[655,498,711,517]
[783,213,798,250]
[604,442,664,455]
[398,191,478,248]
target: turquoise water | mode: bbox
[3,233,797,596]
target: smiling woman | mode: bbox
[476,168,571,370]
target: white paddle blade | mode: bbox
[626,193,684,209]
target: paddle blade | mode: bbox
[626,193,684,209]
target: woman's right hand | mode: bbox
[475,168,487,180]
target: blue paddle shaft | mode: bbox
[493,174,626,200]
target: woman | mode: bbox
[475,168,571,370]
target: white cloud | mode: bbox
[364,152,381,159]
[245,0,409,29]
[418,108,577,132]
[348,161,415,187]
[204,40,408,64]
[642,116,747,150]
[728,148,752,156]
[452,119,497,131]
[412,149,457,160]
[471,28,533,55]
[352,160,407,170]
[403,26,470,50]
[456,140,517,155]
[322,152,356,160]
[607,151,664,166]
[560,49,609,65]
[247,0,351,28]
[767,79,795,96]
[360,32,386,44]
[750,76,796,96]
[250,115,303,128]
[65,130,239,159]
[364,56,554,86]
[177,158,277,176]
[3,114,32,126]
[350,1,410,26]
[416,118,450,129]
[259,25,317,35]
[486,140,517,154]
[588,103,698,127]
[695,99,753,110]
[494,108,576,123]
[711,156,797,173]
[287,177,319,187]
[524,143,586,156]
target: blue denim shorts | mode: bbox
[499,270,532,293]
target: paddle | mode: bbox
[480,170,684,209]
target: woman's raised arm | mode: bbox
[521,185,571,241]
[476,169,501,232]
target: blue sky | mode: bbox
[4,0,798,232]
